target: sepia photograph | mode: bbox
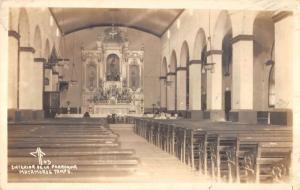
[0,0,300,190]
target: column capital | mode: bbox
[206,50,223,57]
[34,58,47,64]
[8,30,20,40]
[189,60,202,65]
[166,72,176,76]
[231,34,254,44]
[176,67,187,71]
[19,46,35,54]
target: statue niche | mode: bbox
[86,62,97,91]
[129,64,140,91]
[106,54,120,81]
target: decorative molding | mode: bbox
[189,60,202,65]
[231,34,254,44]
[166,72,176,76]
[57,58,70,62]
[19,46,35,54]
[159,76,167,80]
[8,30,20,40]
[52,71,59,75]
[206,50,223,57]
[176,67,187,71]
[272,11,292,23]
[34,58,47,63]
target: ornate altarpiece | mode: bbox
[81,27,144,115]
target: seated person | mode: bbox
[83,111,90,118]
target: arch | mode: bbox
[213,10,233,120]
[44,39,50,58]
[162,57,167,76]
[169,50,177,73]
[18,8,30,46]
[213,10,232,50]
[167,50,177,111]
[160,57,168,110]
[193,28,207,60]
[179,41,190,110]
[33,25,42,57]
[253,12,275,110]
[179,41,189,67]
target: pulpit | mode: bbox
[81,27,144,116]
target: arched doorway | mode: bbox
[178,41,189,111]
[253,12,275,110]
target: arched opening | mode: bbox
[33,26,42,57]
[18,8,30,46]
[193,28,207,111]
[201,45,207,111]
[178,41,189,110]
[18,8,31,109]
[253,12,275,110]
[169,50,177,111]
[106,54,121,81]
[161,57,168,110]
[44,39,50,59]
[214,10,233,121]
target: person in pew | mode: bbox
[83,111,90,118]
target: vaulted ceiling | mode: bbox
[50,8,184,37]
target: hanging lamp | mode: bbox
[203,10,215,73]
[70,35,78,86]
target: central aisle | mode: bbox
[110,125,208,182]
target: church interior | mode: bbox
[2,5,298,185]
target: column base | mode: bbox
[8,109,17,121]
[33,110,45,120]
[190,110,204,120]
[8,109,44,122]
[176,110,190,118]
[229,110,257,124]
[229,109,292,126]
[203,110,225,121]
[269,109,292,126]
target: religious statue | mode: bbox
[106,54,120,81]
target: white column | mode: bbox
[206,52,222,110]
[232,36,254,110]
[189,62,202,110]
[274,16,293,109]
[32,61,44,110]
[176,69,186,110]
[160,77,167,109]
[8,33,19,109]
[166,74,176,111]
[19,49,34,109]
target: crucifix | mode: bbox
[109,25,118,39]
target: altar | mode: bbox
[81,27,144,116]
